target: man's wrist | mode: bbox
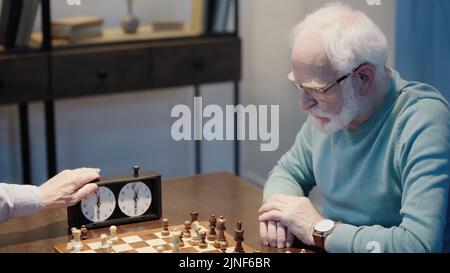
[38,183,53,209]
[305,216,323,246]
[323,228,333,252]
[11,184,44,217]
[312,218,336,250]
[323,222,340,252]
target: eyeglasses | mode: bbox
[288,63,366,99]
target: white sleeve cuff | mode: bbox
[10,184,44,218]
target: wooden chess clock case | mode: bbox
[67,167,162,229]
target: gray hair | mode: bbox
[290,2,389,77]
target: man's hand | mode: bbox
[259,195,296,248]
[259,194,322,246]
[260,220,295,248]
[39,168,101,209]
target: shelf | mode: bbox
[27,0,212,49]
[0,36,241,105]
[51,36,241,99]
[30,24,207,48]
[0,52,49,105]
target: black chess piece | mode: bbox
[207,214,217,241]
[161,218,170,236]
[190,211,199,223]
[234,221,244,253]
[214,217,228,248]
[179,231,185,247]
[80,225,88,240]
[199,231,207,249]
[183,221,191,238]
[220,241,228,253]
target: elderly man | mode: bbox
[0,168,100,224]
[259,3,450,253]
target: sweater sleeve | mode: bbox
[328,98,450,253]
[0,183,43,224]
[263,119,316,202]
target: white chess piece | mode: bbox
[67,227,76,248]
[107,240,113,250]
[71,229,83,251]
[110,225,118,242]
[171,233,180,253]
[156,246,164,253]
[99,234,111,253]
[191,221,201,243]
[66,241,73,251]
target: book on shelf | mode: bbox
[0,0,24,48]
[15,0,40,48]
[212,0,231,33]
[203,0,235,35]
[226,0,236,33]
[204,0,216,34]
[52,16,104,41]
[191,0,206,35]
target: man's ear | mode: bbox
[356,64,376,95]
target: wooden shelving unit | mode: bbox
[0,0,241,184]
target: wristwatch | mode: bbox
[312,219,336,250]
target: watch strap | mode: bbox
[313,230,325,249]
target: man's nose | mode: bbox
[300,90,317,111]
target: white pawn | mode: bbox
[66,241,73,251]
[107,240,113,251]
[68,227,76,241]
[99,234,111,253]
[72,228,82,251]
[156,246,164,253]
[171,233,180,253]
[110,225,118,242]
[66,227,77,251]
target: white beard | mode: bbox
[308,80,363,134]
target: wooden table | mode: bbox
[0,172,308,253]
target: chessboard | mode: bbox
[55,221,254,253]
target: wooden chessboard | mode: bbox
[55,222,254,253]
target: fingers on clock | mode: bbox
[72,183,98,204]
[73,168,101,188]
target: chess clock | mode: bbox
[67,166,162,229]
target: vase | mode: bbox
[121,0,140,34]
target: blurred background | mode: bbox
[0,0,448,190]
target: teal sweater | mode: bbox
[263,70,450,253]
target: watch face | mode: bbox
[81,186,116,222]
[315,219,335,233]
[118,181,152,217]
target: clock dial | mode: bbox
[81,186,116,222]
[118,181,152,217]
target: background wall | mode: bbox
[1,0,397,188]
[396,0,450,101]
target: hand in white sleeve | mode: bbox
[39,168,100,209]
